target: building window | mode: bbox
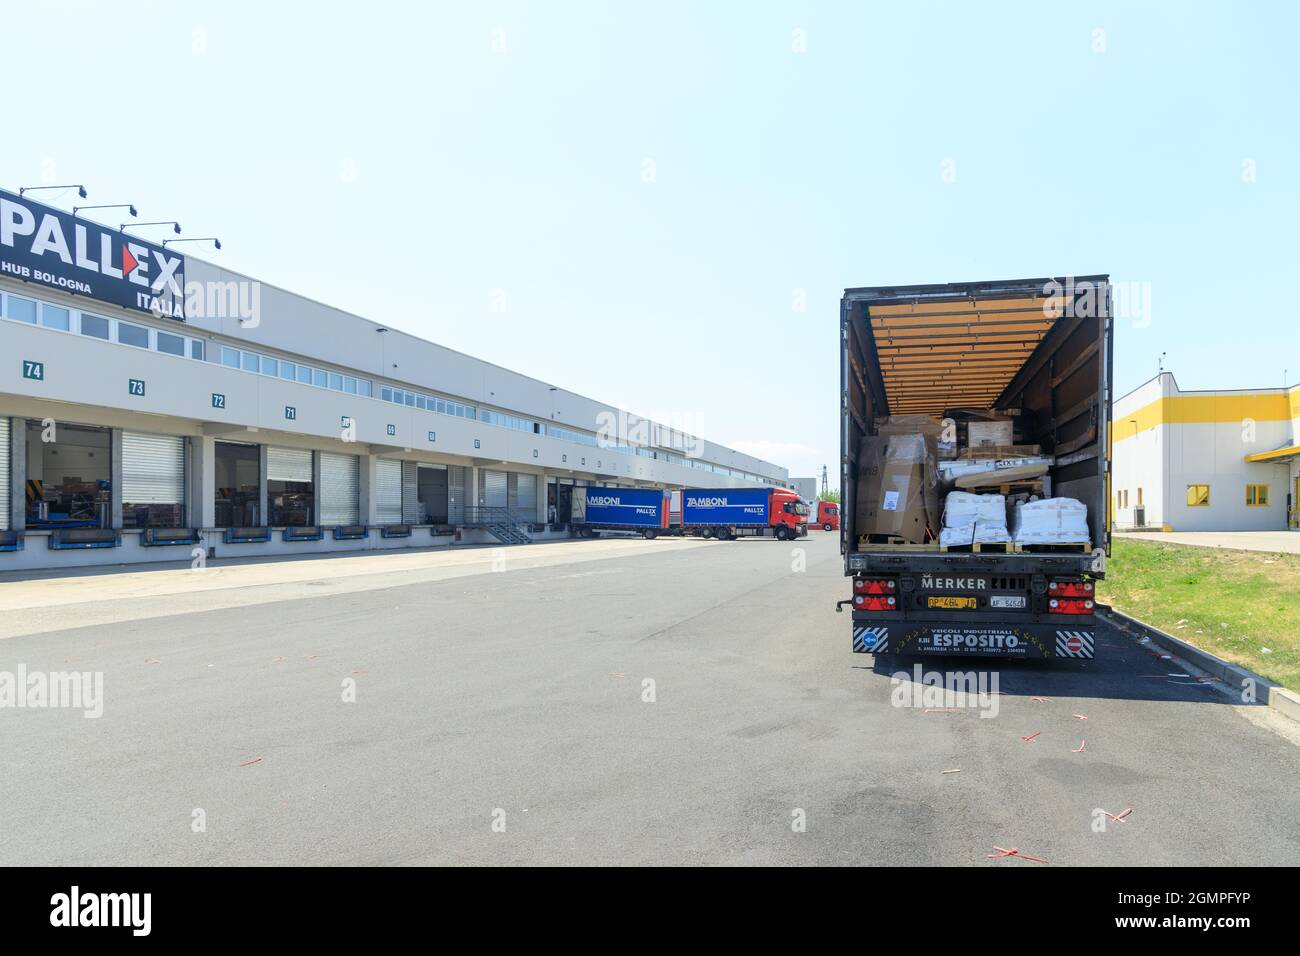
[1246,484,1269,507]
[80,313,110,339]
[241,351,259,372]
[280,362,296,381]
[261,356,279,377]
[1137,487,1144,506]
[191,340,206,361]
[41,304,70,330]
[117,322,150,348]
[5,294,37,323]
[156,331,186,356]
[222,346,241,368]
[1186,484,1210,507]
[297,365,312,385]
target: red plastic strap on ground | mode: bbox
[1072,740,1086,753]
[1020,732,1040,742]
[1103,808,1132,823]
[988,846,1049,863]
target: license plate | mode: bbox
[928,596,976,610]
[990,595,1026,609]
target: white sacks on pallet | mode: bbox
[939,491,1010,546]
[1011,496,1089,545]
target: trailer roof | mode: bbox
[844,277,1107,415]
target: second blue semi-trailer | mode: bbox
[680,487,809,541]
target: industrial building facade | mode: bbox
[1112,372,1300,532]
[0,194,788,571]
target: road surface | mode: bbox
[2,533,1297,865]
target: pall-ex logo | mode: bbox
[0,191,184,319]
[920,575,988,590]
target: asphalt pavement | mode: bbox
[1,533,1297,866]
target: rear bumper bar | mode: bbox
[852,620,1095,659]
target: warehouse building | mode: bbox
[1112,372,1300,532]
[0,190,789,570]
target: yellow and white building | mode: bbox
[1112,373,1300,532]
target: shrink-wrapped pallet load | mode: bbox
[938,491,1011,547]
[1010,496,1090,545]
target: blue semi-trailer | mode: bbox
[570,486,672,538]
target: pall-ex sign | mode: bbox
[0,188,185,320]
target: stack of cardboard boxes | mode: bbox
[855,410,1090,548]
[854,416,942,544]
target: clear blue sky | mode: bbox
[3,1,1296,485]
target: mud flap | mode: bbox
[852,625,889,653]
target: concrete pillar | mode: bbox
[8,418,25,531]
[359,452,376,525]
[536,470,548,523]
[189,435,216,529]
[110,428,124,530]
[258,445,270,527]
[470,465,481,509]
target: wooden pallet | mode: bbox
[858,534,939,551]
[939,541,1023,553]
[1018,541,1092,553]
[961,479,1045,497]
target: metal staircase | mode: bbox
[462,507,533,545]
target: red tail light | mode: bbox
[854,578,896,595]
[1048,597,1094,615]
[1048,580,1094,597]
[853,594,897,611]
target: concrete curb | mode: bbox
[1100,606,1300,725]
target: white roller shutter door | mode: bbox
[515,473,537,519]
[267,447,313,483]
[121,432,186,505]
[320,452,360,525]
[375,459,402,525]
[402,461,420,524]
[482,469,507,509]
[0,418,9,531]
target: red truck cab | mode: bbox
[810,500,840,531]
[772,488,810,538]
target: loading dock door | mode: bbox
[557,482,573,523]
[418,465,448,524]
[320,452,360,525]
[375,459,402,525]
[0,418,9,531]
[480,469,507,509]
[514,473,538,520]
[121,432,186,528]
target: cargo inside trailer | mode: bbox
[841,277,1113,558]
